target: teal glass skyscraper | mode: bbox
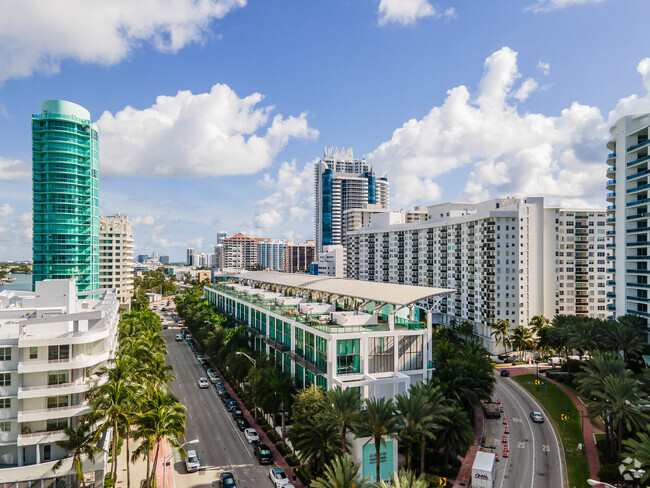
[32,100,99,293]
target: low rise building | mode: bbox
[0,279,119,486]
[310,245,345,277]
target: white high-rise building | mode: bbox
[347,197,610,352]
[217,231,228,246]
[314,147,389,254]
[0,280,119,486]
[257,239,287,271]
[607,113,650,326]
[186,248,195,266]
[99,214,134,306]
[312,244,345,277]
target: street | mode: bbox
[155,303,275,488]
[485,372,565,488]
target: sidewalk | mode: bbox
[452,406,484,488]
[508,366,601,481]
[115,437,169,488]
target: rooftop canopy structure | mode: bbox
[226,270,453,310]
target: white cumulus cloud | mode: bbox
[368,47,650,208]
[0,0,246,82]
[378,0,452,26]
[526,0,605,13]
[0,158,30,181]
[95,84,318,177]
[537,60,551,75]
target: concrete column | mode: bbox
[18,446,23,467]
[35,444,40,464]
[393,333,399,373]
[362,335,369,375]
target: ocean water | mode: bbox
[0,274,32,292]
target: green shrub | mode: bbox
[267,430,281,443]
[275,442,291,456]
[598,463,622,485]
[104,474,115,488]
[285,454,300,467]
[424,474,442,485]
[294,466,311,485]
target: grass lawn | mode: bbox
[513,374,591,488]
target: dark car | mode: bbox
[236,418,250,431]
[221,392,231,403]
[500,369,510,377]
[220,472,236,487]
[232,408,244,420]
[254,443,273,464]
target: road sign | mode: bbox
[561,414,570,421]
[534,379,541,385]
[439,477,447,486]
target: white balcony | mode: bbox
[18,326,110,347]
[17,402,91,423]
[17,429,67,446]
[18,373,108,399]
[18,350,109,374]
[0,449,107,483]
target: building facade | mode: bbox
[257,239,287,271]
[99,214,134,306]
[607,113,650,325]
[348,197,609,352]
[314,148,389,254]
[186,248,195,266]
[32,100,100,294]
[311,244,345,277]
[0,280,119,486]
[223,234,258,270]
[284,241,315,273]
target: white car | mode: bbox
[198,377,209,389]
[185,449,200,472]
[208,372,219,384]
[244,428,259,444]
[269,467,290,487]
[175,334,183,342]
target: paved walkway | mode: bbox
[452,407,484,488]
[508,366,601,481]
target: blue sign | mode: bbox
[362,440,394,482]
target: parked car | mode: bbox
[269,467,291,487]
[236,418,250,431]
[244,428,259,444]
[530,411,545,423]
[209,372,219,384]
[232,408,244,420]
[226,399,238,412]
[219,472,236,487]
[221,392,231,403]
[215,378,224,387]
[254,443,273,464]
[175,334,183,342]
[185,450,200,472]
[198,377,209,389]
[500,369,510,377]
[162,307,167,311]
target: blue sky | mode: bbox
[1,0,649,261]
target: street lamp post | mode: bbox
[163,437,199,488]
[236,351,257,418]
[587,480,616,488]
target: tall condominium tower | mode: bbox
[186,248,195,266]
[314,147,389,253]
[32,100,99,294]
[607,113,650,326]
[99,214,134,306]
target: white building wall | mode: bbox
[99,214,134,306]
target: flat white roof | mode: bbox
[228,271,453,307]
[472,451,495,472]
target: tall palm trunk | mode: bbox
[617,419,623,459]
[420,434,426,474]
[146,451,151,488]
[150,440,161,487]
[341,425,347,456]
[126,429,131,488]
[281,403,286,442]
[112,419,119,483]
[406,428,413,471]
[375,439,381,483]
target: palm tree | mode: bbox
[310,455,374,488]
[134,387,186,488]
[395,390,435,471]
[293,417,342,475]
[90,376,135,484]
[623,424,650,485]
[529,315,550,336]
[510,326,534,361]
[355,397,399,483]
[255,368,294,441]
[458,320,474,338]
[597,374,649,458]
[434,403,474,468]
[376,469,429,488]
[52,420,103,488]
[490,319,510,356]
[412,383,449,474]
[607,321,647,363]
[324,387,361,456]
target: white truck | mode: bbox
[471,451,496,488]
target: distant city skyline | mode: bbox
[1,1,649,261]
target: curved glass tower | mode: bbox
[32,100,99,293]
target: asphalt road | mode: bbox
[484,373,565,488]
[154,304,275,488]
